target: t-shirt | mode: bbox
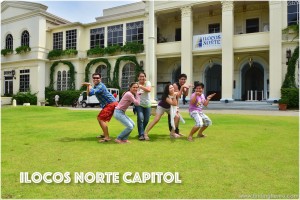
[138,81,151,108]
[89,82,116,108]
[115,91,140,112]
[189,93,206,112]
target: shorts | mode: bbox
[190,111,212,127]
[98,102,118,122]
[156,105,170,115]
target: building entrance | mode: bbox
[241,62,264,101]
[4,76,13,96]
[205,64,221,101]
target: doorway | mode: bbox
[205,64,221,101]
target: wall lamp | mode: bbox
[208,59,213,68]
[286,49,291,65]
[12,70,16,79]
[248,57,253,67]
[139,60,144,68]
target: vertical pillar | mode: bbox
[37,62,46,105]
[221,1,234,102]
[268,1,283,102]
[181,6,193,96]
[147,0,157,102]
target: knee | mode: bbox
[128,123,135,130]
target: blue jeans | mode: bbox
[114,109,135,140]
[135,106,151,136]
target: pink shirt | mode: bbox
[189,93,206,112]
[115,91,140,111]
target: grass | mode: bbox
[1,106,299,199]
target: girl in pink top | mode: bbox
[114,82,140,144]
[188,82,215,142]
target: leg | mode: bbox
[97,117,110,140]
[170,115,181,138]
[144,113,163,140]
[188,126,201,141]
[197,113,212,137]
[136,106,144,137]
[143,107,151,130]
[189,111,203,140]
[114,110,134,140]
[167,113,172,132]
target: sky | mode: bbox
[32,1,141,23]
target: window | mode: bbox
[57,71,62,91]
[107,24,123,46]
[95,65,108,85]
[246,18,259,33]
[53,32,63,50]
[6,34,13,50]
[175,28,181,41]
[90,28,105,48]
[66,29,77,49]
[121,63,135,90]
[209,23,220,33]
[126,21,143,43]
[19,69,30,92]
[57,70,70,91]
[288,1,299,25]
[21,30,30,46]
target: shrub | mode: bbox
[63,49,78,56]
[87,46,105,57]
[281,88,299,108]
[105,45,121,55]
[1,49,13,56]
[12,91,37,105]
[122,42,144,54]
[45,89,82,106]
[15,46,31,54]
[48,49,64,59]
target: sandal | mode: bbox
[144,134,150,141]
[114,139,123,144]
[197,134,206,138]
[98,138,111,143]
[170,133,180,138]
[96,134,105,138]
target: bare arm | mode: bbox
[203,93,216,107]
[82,82,92,96]
[139,84,151,92]
[166,95,178,106]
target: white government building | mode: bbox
[1,1,299,105]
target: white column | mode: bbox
[268,1,283,102]
[181,6,193,96]
[37,62,46,105]
[221,1,234,102]
[148,0,157,102]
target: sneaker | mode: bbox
[139,135,145,140]
[114,139,123,144]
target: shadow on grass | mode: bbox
[58,137,97,142]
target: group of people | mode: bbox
[82,72,215,144]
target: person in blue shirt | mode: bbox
[82,73,118,142]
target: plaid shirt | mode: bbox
[89,83,116,108]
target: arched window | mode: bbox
[21,30,30,46]
[95,65,108,85]
[67,70,71,90]
[57,71,62,91]
[62,70,67,91]
[121,63,135,90]
[6,34,13,50]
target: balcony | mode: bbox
[156,41,181,57]
[234,32,269,51]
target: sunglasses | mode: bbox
[93,77,100,79]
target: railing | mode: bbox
[247,90,266,101]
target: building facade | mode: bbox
[1,1,299,104]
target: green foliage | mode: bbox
[63,49,78,56]
[45,89,82,106]
[48,49,64,59]
[112,56,143,88]
[281,88,299,108]
[121,42,144,54]
[12,91,37,105]
[282,46,299,88]
[278,98,289,104]
[15,45,31,54]
[282,24,299,41]
[1,48,13,56]
[104,45,121,55]
[82,58,112,90]
[49,61,76,90]
[87,46,105,57]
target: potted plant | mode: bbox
[278,98,289,110]
[1,49,13,56]
[15,45,31,54]
[48,49,64,60]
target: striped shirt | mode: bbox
[89,83,116,108]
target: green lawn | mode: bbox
[1,106,299,199]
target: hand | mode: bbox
[82,82,91,86]
[196,92,201,96]
[207,93,216,100]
